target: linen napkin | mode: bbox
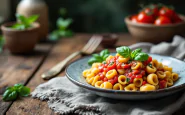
[32,35,185,115]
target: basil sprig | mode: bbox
[116,46,148,61]
[3,84,30,101]
[88,49,110,65]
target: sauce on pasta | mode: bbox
[82,49,179,91]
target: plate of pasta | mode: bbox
[66,46,185,100]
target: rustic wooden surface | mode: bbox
[0,34,184,115]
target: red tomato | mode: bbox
[131,15,138,23]
[135,74,142,78]
[137,11,154,23]
[121,63,131,69]
[154,16,172,25]
[140,70,146,76]
[98,66,104,72]
[116,63,122,69]
[103,77,108,82]
[159,7,175,19]
[114,76,118,83]
[143,6,158,18]
[173,13,183,23]
[107,61,116,71]
[148,56,152,63]
[159,80,167,89]
[142,81,147,85]
[109,79,115,85]
[132,70,140,75]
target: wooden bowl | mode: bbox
[1,22,40,54]
[125,15,185,43]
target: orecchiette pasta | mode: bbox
[147,74,159,85]
[113,83,124,90]
[140,84,156,91]
[118,75,127,85]
[82,48,179,91]
[106,69,118,80]
[171,73,178,81]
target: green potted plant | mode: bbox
[1,14,40,53]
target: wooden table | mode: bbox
[0,33,184,115]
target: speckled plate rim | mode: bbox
[65,53,185,95]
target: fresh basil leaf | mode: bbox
[102,54,109,61]
[131,48,142,60]
[92,54,103,61]
[88,57,102,65]
[116,46,131,58]
[11,23,26,30]
[3,88,18,101]
[100,49,109,57]
[16,14,28,25]
[134,52,149,61]
[126,78,130,83]
[19,86,30,97]
[27,15,39,24]
[57,18,73,30]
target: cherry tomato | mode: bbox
[159,80,167,89]
[116,62,122,69]
[107,61,116,71]
[109,79,115,85]
[173,13,183,23]
[135,74,142,78]
[103,77,108,82]
[150,5,159,17]
[159,7,175,19]
[121,63,131,69]
[98,66,104,72]
[132,70,140,75]
[154,16,171,25]
[140,70,146,76]
[137,11,154,23]
[131,15,138,23]
[142,81,147,85]
[147,56,152,63]
[103,68,108,73]
[114,76,118,83]
[99,73,105,81]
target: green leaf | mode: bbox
[3,88,18,101]
[27,15,39,24]
[100,49,109,57]
[134,52,149,61]
[131,48,142,60]
[11,23,26,30]
[116,46,131,58]
[16,14,28,25]
[88,57,102,65]
[19,87,30,97]
[126,78,130,83]
[102,54,109,61]
[57,18,73,30]
[92,54,103,61]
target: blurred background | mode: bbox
[0,0,185,33]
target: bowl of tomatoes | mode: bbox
[125,4,185,43]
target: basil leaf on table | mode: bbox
[116,46,131,58]
[3,88,18,101]
[2,84,30,101]
[134,52,149,61]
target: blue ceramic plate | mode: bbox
[65,53,185,100]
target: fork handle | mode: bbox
[41,51,81,79]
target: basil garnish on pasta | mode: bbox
[116,46,149,61]
[88,49,110,65]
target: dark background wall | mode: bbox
[10,0,185,33]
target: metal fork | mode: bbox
[41,35,103,79]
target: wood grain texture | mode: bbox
[6,34,137,115]
[0,43,53,115]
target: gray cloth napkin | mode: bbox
[32,35,185,115]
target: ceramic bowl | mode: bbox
[66,53,185,100]
[125,15,185,43]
